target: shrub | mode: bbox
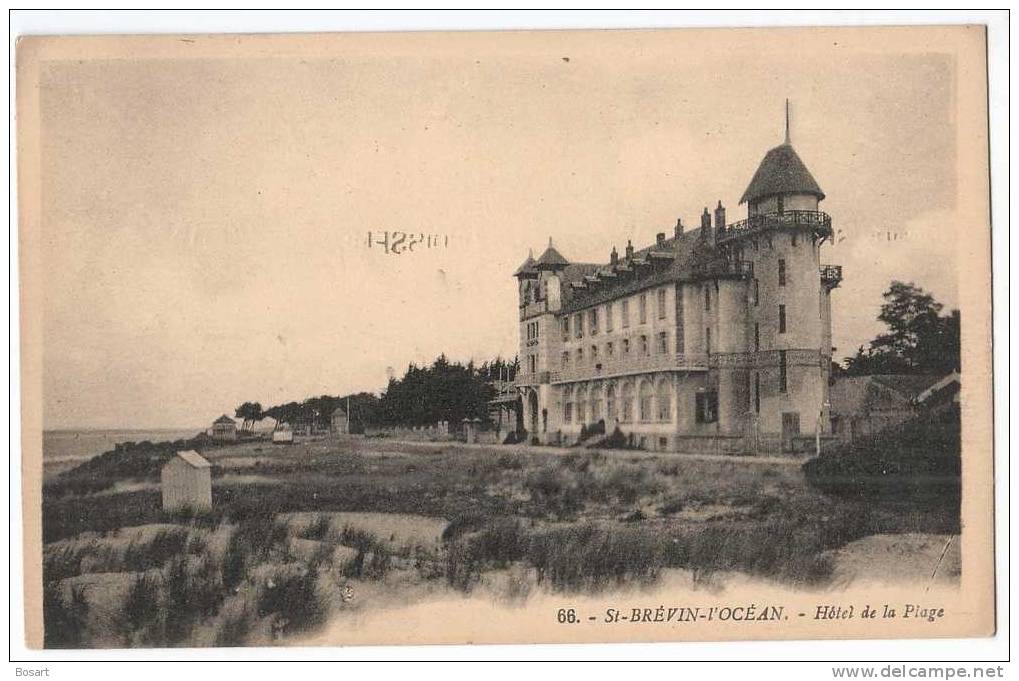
[600,427,631,450]
[338,526,392,580]
[299,514,332,541]
[523,466,583,517]
[257,569,326,635]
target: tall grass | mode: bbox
[43,582,89,649]
[256,569,326,636]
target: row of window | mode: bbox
[563,288,670,340]
[525,320,540,341]
[560,308,786,368]
[562,331,672,367]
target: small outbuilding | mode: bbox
[272,423,294,444]
[330,407,349,434]
[210,414,238,441]
[161,450,212,512]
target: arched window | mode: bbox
[620,381,634,423]
[656,380,672,421]
[590,383,603,422]
[606,384,616,421]
[639,380,654,422]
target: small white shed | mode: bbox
[161,450,212,512]
[272,424,294,444]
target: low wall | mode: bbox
[363,425,499,444]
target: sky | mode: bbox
[32,29,962,429]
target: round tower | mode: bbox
[733,102,837,449]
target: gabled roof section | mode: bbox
[213,414,236,425]
[175,450,211,469]
[740,143,825,204]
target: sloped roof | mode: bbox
[740,143,825,204]
[830,374,945,416]
[557,229,719,313]
[513,253,537,277]
[174,450,211,469]
[213,414,236,425]
[871,374,946,400]
[534,244,569,269]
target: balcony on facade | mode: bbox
[820,264,843,290]
[717,210,832,246]
[550,352,711,384]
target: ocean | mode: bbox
[42,428,204,476]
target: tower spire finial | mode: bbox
[784,99,791,144]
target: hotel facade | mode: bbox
[513,127,842,454]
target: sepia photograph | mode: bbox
[15,20,996,654]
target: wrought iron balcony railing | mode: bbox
[820,264,843,289]
[690,258,754,281]
[718,210,832,245]
[549,352,710,384]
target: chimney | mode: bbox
[675,218,684,238]
[714,200,726,233]
[656,232,666,247]
[700,207,711,237]
[610,246,618,266]
[625,239,634,259]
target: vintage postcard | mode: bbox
[17,25,994,649]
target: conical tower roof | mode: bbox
[513,250,537,277]
[534,238,569,270]
[740,143,825,205]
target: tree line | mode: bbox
[234,355,518,432]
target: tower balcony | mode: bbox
[718,210,832,245]
[820,264,843,289]
[689,259,754,282]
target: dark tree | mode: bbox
[845,281,960,375]
[234,402,263,432]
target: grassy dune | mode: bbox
[42,427,959,647]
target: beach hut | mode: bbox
[272,423,294,444]
[161,450,212,512]
[210,414,238,441]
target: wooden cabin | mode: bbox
[161,450,212,512]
